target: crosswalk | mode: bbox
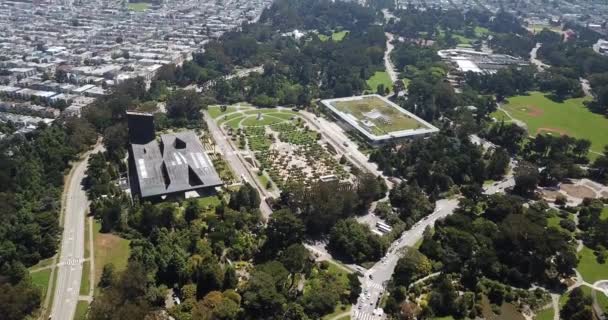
[365,281,384,291]
[352,310,382,320]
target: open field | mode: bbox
[366,71,393,93]
[577,246,608,284]
[493,92,607,155]
[330,95,427,135]
[94,221,130,291]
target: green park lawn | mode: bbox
[212,105,297,129]
[560,285,592,307]
[30,268,52,300]
[494,92,607,155]
[601,207,608,220]
[28,257,55,270]
[258,173,274,190]
[197,195,221,209]
[597,289,608,313]
[208,105,240,119]
[322,303,351,320]
[241,115,285,127]
[94,221,130,293]
[224,116,246,129]
[74,300,89,320]
[319,30,349,42]
[577,246,608,284]
[366,71,393,93]
[534,307,554,320]
[474,26,491,36]
[127,2,150,11]
[80,261,90,295]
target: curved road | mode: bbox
[354,135,516,319]
[50,143,103,320]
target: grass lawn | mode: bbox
[577,246,608,284]
[601,207,608,220]
[265,112,297,120]
[197,195,221,209]
[74,300,89,320]
[258,172,274,190]
[432,316,455,320]
[414,228,433,248]
[127,2,150,11]
[30,268,52,300]
[547,215,562,229]
[560,285,592,307]
[596,289,608,313]
[208,105,240,119]
[94,221,130,293]
[80,261,90,295]
[224,116,246,129]
[217,112,244,125]
[319,30,349,42]
[28,257,55,271]
[241,115,285,127]
[534,307,554,320]
[84,219,90,259]
[366,71,393,93]
[321,303,351,320]
[494,91,606,155]
[474,26,491,36]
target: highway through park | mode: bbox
[50,143,103,320]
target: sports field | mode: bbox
[329,95,428,136]
[493,91,607,155]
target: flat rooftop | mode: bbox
[131,131,222,198]
[321,94,439,142]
